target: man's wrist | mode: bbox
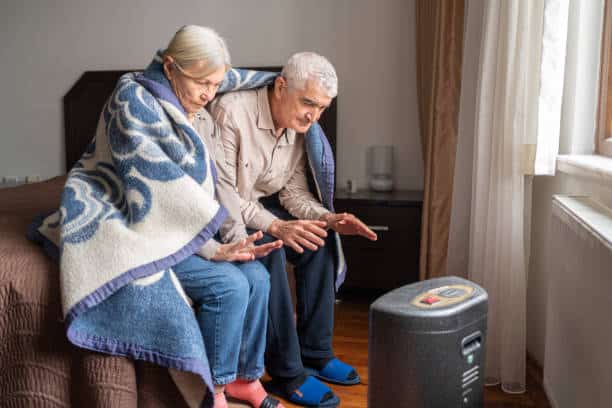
[267,219,283,237]
[319,212,334,227]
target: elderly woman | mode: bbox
[30,25,282,408]
[161,26,285,408]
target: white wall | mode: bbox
[0,0,422,191]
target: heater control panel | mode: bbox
[411,284,475,309]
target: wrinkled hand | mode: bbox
[268,219,328,253]
[320,212,378,241]
[211,231,283,262]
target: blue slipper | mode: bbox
[264,375,340,407]
[304,358,361,385]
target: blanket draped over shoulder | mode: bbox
[29,51,344,408]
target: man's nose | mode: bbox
[306,109,320,122]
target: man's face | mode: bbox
[164,58,226,117]
[275,77,332,133]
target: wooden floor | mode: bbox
[262,293,552,408]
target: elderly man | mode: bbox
[208,52,376,408]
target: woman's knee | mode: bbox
[242,261,270,294]
[212,263,250,304]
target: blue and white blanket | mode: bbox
[29,51,344,408]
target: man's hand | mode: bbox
[320,212,378,241]
[268,219,328,253]
[211,231,283,262]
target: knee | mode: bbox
[303,235,334,264]
[266,248,288,274]
[214,263,250,304]
[248,262,271,295]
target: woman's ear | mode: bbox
[162,56,175,80]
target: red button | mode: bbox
[421,296,440,305]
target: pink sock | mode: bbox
[213,386,228,408]
[226,379,284,408]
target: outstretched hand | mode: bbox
[211,231,283,262]
[320,212,378,241]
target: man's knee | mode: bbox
[299,234,334,265]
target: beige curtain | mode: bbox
[415,0,465,280]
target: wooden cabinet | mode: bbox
[334,189,423,292]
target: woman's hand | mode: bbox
[211,231,283,262]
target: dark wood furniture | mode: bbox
[334,189,423,292]
[63,67,337,171]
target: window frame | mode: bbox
[597,0,612,157]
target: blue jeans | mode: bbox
[173,255,270,385]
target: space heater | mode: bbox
[368,276,488,407]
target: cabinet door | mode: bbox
[334,203,421,290]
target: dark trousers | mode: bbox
[252,206,336,378]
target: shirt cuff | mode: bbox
[197,239,221,260]
[248,208,279,233]
[219,221,249,243]
[310,206,332,221]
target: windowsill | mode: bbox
[556,154,612,184]
[552,195,612,251]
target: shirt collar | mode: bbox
[195,108,208,121]
[256,87,296,145]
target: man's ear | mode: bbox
[273,76,286,100]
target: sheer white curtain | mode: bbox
[468,0,568,393]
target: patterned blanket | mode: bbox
[28,51,344,408]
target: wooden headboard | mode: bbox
[63,67,337,171]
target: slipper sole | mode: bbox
[226,395,281,408]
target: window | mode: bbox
[597,0,612,156]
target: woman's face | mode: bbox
[164,58,225,119]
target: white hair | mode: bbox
[163,25,231,77]
[281,52,338,98]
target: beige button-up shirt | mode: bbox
[208,87,330,241]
